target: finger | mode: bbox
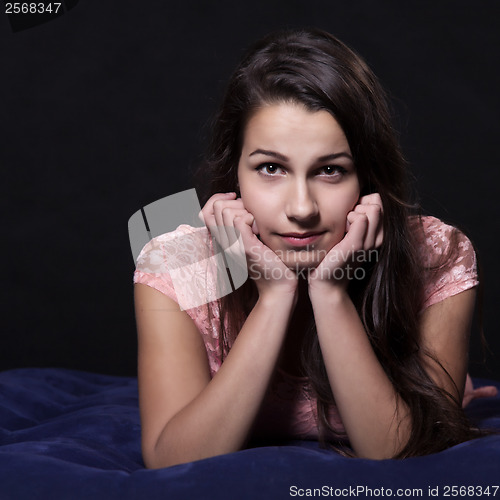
[357,193,384,247]
[346,210,368,227]
[199,192,237,226]
[358,193,383,211]
[345,213,352,233]
[211,197,245,215]
[218,210,252,273]
[462,385,499,408]
[353,203,383,249]
[231,196,259,234]
[212,201,229,249]
[251,218,259,235]
[212,197,246,248]
[346,210,362,235]
[224,198,259,234]
[203,192,237,217]
[336,212,369,260]
[234,213,262,262]
[221,207,250,248]
[472,386,499,399]
[212,197,243,228]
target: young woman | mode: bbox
[133,28,496,468]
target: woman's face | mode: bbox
[237,102,361,270]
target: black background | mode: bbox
[1,1,499,379]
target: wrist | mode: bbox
[257,285,298,308]
[308,274,347,296]
[308,281,349,305]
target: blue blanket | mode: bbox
[1,368,499,499]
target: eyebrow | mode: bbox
[248,149,353,162]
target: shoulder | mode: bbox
[410,216,479,310]
[135,224,212,273]
[134,224,220,310]
[410,215,464,263]
[409,215,475,264]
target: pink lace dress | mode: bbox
[133,216,479,441]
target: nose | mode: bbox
[284,180,319,222]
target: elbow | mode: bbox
[354,447,399,461]
[352,443,405,460]
[142,436,192,469]
[142,444,182,469]
[142,442,166,469]
[143,456,180,470]
[351,425,411,460]
[141,426,210,469]
[142,454,164,470]
[141,431,180,469]
[141,417,191,469]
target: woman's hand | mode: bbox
[308,193,384,293]
[199,192,255,260]
[200,193,298,298]
[462,374,498,408]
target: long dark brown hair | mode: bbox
[195,27,485,457]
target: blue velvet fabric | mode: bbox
[0,368,499,499]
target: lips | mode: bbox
[278,231,326,247]
[280,232,324,238]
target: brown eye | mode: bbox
[321,165,346,176]
[256,163,284,175]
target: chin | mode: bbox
[282,253,323,272]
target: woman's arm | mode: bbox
[418,287,475,404]
[308,195,476,458]
[136,282,296,468]
[136,194,298,468]
[309,284,475,459]
[309,285,411,459]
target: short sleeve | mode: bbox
[133,235,177,301]
[419,217,479,310]
[132,224,225,376]
[133,224,234,311]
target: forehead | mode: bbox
[242,103,351,156]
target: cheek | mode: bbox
[239,194,275,241]
[326,191,359,220]
[242,198,268,231]
[240,183,271,216]
[343,183,361,214]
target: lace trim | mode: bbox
[418,216,479,309]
